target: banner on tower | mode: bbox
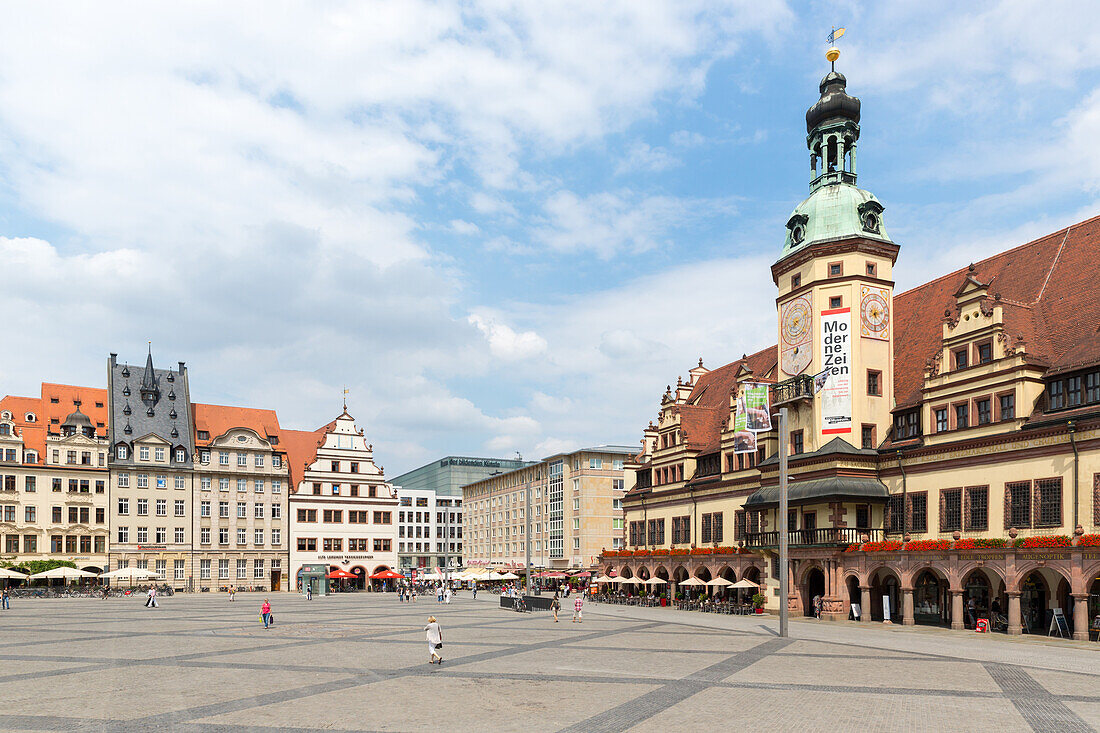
[820,307,852,434]
[742,382,772,432]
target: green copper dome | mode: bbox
[780,181,892,258]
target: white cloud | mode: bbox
[615,141,681,174]
[467,313,549,361]
[448,219,481,235]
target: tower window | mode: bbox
[791,274,801,289]
[867,370,881,396]
[866,262,877,277]
[829,296,842,308]
[828,262,842,277]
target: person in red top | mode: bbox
[261,599,272,629]
[572,596,583,623]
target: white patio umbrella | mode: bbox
[678,577,707,586]
[100,567,158,582]
[614,576,640,584]
[706,577,733,587]
[497,572,520,581]
[487,572,506,581]
[29,567,99,581]
[644,577,667,586]
[595,574,615,583]
[0,568,28,580]
[730,579,760,589]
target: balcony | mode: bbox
[771,375,814,406]
[744,527,881,548]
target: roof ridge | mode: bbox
[1032,224,1073,305]
[894,213,1099,300]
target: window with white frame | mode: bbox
[236,559,247,578]
[174,559,185,580]
[255,455,264,467]
[200,500,210,517]
[271,503,281,519]
[136,527,148,543]
[219,478,230,491]
[254,558,265,579]
[271,529,281,545]
[237,528,247,545]
[137,474,148,488]
[175,499,185,517]
[237,479,246,492]
[155,527,166,543]
[174,476,185,490]
[254,503,264,519]
[175,448,185,462]
[118,526,128,543]
[155,559,166,578]
[155,475,167,489]
[139,446,150,461]
[272,455,281,468]
[237,502,246,518]
[200,527,210,544]
[219,452,229,465]
[254,479,264,493]
[118,472,130,488]
[237,453,247,466]
[200,476,211,491]
[200,559,211,579]
[154,447,165,462]
[219,528,228,544]
[254,529,264,545]
[218,559,229,579]
[174,527,185,543]
[272,479,282,493]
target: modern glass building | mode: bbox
[392,456,534,498]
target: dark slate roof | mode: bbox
[107,352,194,466]
[743,475,889,508]
[758,436,875,467]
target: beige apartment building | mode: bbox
[462,446,633,571]
[191,404,289,591]
[0,385,110,571]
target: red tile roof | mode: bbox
[281,426,328,492]
[892,214,1100,407]
[191,403,281,446]
[1,384,108,458]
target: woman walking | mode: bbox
[261,599,272,629]
[551,593,560,622]
[425,615,443,665]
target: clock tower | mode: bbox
[771,55,899,453]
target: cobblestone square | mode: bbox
[0,593,1096,732]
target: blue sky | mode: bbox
[2,1,1100,475]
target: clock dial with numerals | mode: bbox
[860,286,890,340]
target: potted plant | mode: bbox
[752,593,766,614]
[659,592,668,607]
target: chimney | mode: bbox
[178,361,186,375]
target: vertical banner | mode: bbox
[820,307,852,434]
[743,382,772,432]
[732,391,757,454]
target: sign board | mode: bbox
[732,398,757,455]
[881,594,891,623]
[742,383,772,432]
[850,603,861,620]
[820,307,852,434]
[1049,608,1069,638]
[975,618,989,633]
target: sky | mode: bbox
[2,1,1100,476]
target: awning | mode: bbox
[744,475,889,509]
[369,569,403,580]
[327,569,356,579]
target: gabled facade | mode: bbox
[613,59,1100,640]
[107,350,195,582]
[285,408,398,589]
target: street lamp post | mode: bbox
[524,477,532,596]
[778,406,789,639]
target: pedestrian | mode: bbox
[261,599,271,629]
[967,596,977,629]
[1,587,9,610]
[425,615,443,665]
[145,586,158,608]
[306,583,312,601]
[437,585,443,603]
[812,594,822,619]
[551,594,560,622]
[229,586,235,602]
[444,586,452,604]
[472,584,477,600]
[572,595,583,623]
[411,587,417,603]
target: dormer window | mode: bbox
[117,445,128,459]
[954,349,968,370]
[1049,381,1065,410]
[894,410,920,439]
[175,448,185,462]
[24,413,36,423]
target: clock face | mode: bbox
[860,286,890,340]
[783,301,811,344]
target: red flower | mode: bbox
[1078,534,1100,547]
[860,541,903,552]
[1020,535,1072,548]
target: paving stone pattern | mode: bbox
[0,593,1095,732]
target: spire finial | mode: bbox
[343,386,349,411]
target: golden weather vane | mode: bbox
[342,386,349,410]
[826,26,845,70]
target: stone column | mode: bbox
[850,143,857,176]
[1007,592,1022,636]
[902,587,915,626]
[1072,593,1089,641]
[860,585,872,623]
[950,590,964,631]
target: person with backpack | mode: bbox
[551,594,560,622]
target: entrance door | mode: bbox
[1021,573,1047,634]
[804,568,825,617]
[270,570,281,592]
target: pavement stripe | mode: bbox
[984,663,1095,733]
